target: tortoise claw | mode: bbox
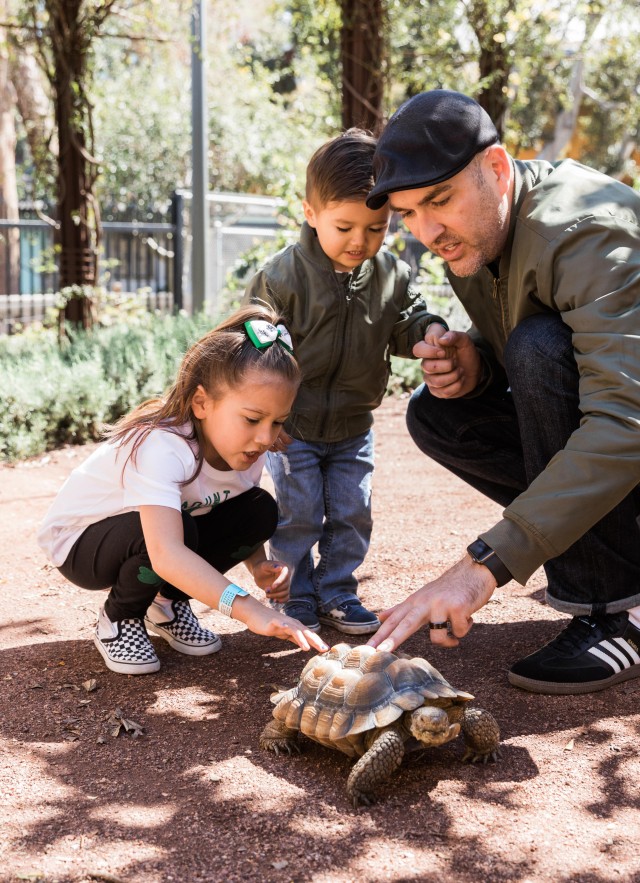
[462,747,501,764]
[351,792,375,809]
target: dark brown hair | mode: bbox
[106,303,300,482]
[305,128,377,207]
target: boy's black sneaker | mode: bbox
[284,602,321,632]
[508,612,640,695]
[318,599,380,635]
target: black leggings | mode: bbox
[57,488,278,621]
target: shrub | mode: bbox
[0,311,212,462]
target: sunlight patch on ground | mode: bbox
[209,756,306,807]
[146,686,224,720]
[311,836,445,882]
[88,802,175,827]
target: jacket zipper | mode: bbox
[318,273,354,439]
[492,273,509,342]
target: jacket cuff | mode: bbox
[480,517,548,586]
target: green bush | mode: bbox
[0,311,213,462]
[0,309,428,462]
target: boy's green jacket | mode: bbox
[243,221,446,443]
[451,158,640,586]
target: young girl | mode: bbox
[38,304,329,675]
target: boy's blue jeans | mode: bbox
[267,430,374,615]
[406,313,640,615]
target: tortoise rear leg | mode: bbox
[260,719,302,756]
[459,707,501,763]
[346,729,405,808]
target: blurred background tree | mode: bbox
[1,0,638,304]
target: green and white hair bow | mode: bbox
[244,320,294,354]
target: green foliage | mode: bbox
[0,311,212,461]
[386,355,422,396]
[0,304,432,461]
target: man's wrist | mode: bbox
[466,539,512,587]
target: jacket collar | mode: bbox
[497,158,556,278]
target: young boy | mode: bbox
[242,129,448,634]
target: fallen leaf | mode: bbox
[83,679,98,692]
[272,861,288,870]
[106,708,145,738]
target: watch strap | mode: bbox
[466,539,512,587]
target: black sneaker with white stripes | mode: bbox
[508,612,640,695]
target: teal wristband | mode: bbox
[219,584,249,618]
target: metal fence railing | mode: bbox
[0,192,459,334]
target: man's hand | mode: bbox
[367,556,497,652]
[413,328,483,398]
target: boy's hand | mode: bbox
[413,328,482,398]
[253,559,291,603]
[269,429,293,453]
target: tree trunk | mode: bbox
[339,0,385,132]
[11,47,55,173]
[0,8,20,296]
[466,0,516,141]
[48,0,98,327]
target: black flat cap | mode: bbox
[367,90,499,209]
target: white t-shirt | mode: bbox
[38,427,266,566]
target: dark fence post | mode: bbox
[171,191,184,311]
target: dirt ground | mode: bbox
[1,395,639,883]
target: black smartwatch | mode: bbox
[466,539,512,587]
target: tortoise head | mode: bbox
[409,706,461,748]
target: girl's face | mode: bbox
[192,368,296,471]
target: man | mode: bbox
[366,89,640,695]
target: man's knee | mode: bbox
[504,313,574,379]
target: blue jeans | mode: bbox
[267,430,374,614]
[406,313,640,615]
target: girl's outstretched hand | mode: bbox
[252,559,291,603]
[241,602,329,653]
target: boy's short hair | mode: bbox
[306,128,377,207]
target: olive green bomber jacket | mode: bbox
[242,221,446,443]
[449,158,640,586]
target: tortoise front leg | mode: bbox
[459,707,501,763]
[259,719,301,756]
[346,729,405,808]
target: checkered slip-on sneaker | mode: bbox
[145,598,222,656]
[318,599,380,635]
[508,611,640,695]
[93,606,160,675]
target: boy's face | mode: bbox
[303,199,391,272]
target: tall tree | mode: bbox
[339,0,385,131]
[18,0,120,325]
[0,2,19,294]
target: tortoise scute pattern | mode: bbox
[262,643,500,807]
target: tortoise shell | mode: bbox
[271,643,474,758]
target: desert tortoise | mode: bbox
[260,642,500,807]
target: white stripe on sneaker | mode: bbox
[613,637,640,664]
[599,639,635,667]
[588,646,622,673]
[588,636,640,673]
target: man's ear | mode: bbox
[302,200,317,227]
[191,384,208,419]
[484,145,511,195]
